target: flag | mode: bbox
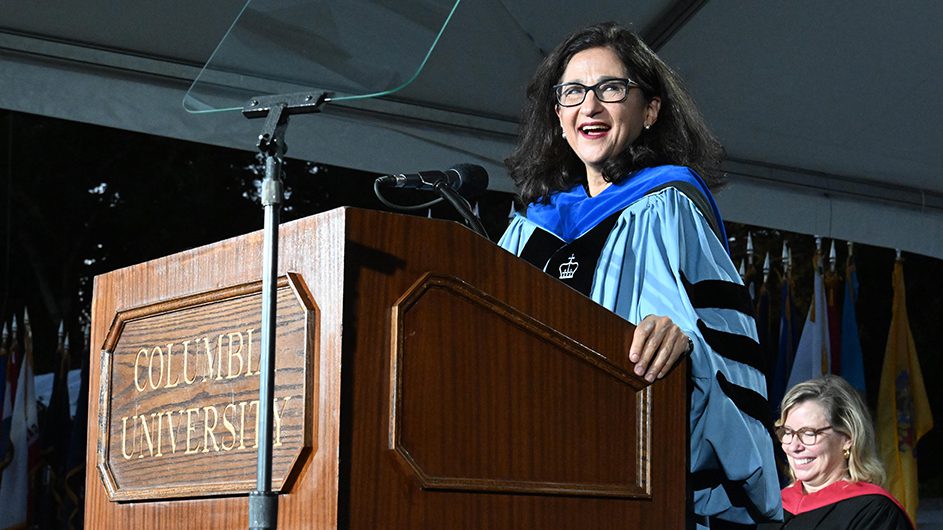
[63,354,88,530]
[44,326,73,472]
[0,321,38,529]
[23,313,41,526]
[786,252,831,390]
[769,273,800,418]
[839,255,866,396]
[38,325,74,529]
[756,254,778,396]
[754,281,775,398]
[877,260,933,522]
[824,261,843,375]
[0,319,19,490]
[0,322,8,433]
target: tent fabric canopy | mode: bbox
[1,0,941,258]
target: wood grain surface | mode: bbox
[86,207,687,529]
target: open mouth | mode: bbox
[579,124,610,137]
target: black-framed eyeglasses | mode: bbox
[553,78,639,107]
[776,425,834,445]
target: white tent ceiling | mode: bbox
[1,1,941,258]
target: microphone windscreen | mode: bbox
[451,163,489,198]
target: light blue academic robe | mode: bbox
[499,165,783,527]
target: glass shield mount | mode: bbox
[183,0,462,114]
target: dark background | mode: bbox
[1,109,940,519]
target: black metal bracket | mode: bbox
[243,91,332,119]
[243,91,332,157]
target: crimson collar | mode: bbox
[782,480,911,525]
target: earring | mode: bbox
[561,130,567,138]
[843,448,850,459]
[644,123,652,130]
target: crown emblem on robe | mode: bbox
[558,254,579,280]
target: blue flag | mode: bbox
[769,275,800,418]
[840,256,866,396]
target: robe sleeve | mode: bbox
[590,188,782,524]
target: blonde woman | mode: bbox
[765,375,912,529]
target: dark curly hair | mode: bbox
[505,22,724,204]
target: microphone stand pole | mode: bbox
[242,91,330,530]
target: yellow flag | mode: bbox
[877,260,933,522]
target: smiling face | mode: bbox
[782,400,852,493]
[555,46,660,186]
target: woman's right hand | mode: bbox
[629,314,691,383]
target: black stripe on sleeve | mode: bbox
[681,271,755,317]
[696,320,765,374]
[715,371,771,427]
[689,470,775,525]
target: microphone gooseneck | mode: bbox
[373,163,490,239]
[376,164,488,199]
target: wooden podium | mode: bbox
[86,207,687,529]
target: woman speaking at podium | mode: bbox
[498,22,782,529]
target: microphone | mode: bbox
[376,163,488,198]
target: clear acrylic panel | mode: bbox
[183,0,462,113]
